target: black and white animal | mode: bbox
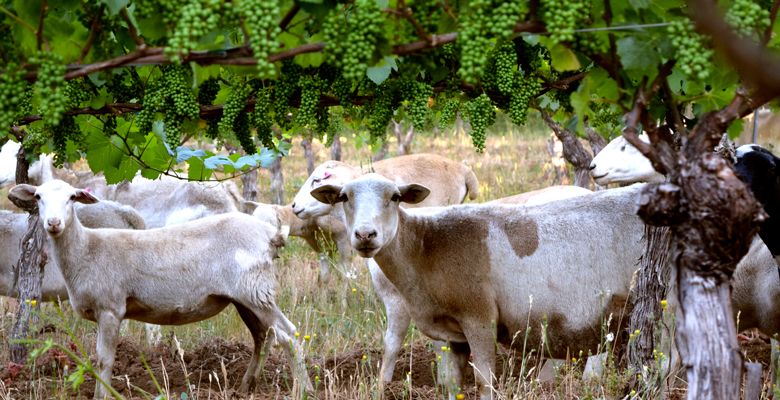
[734,144,780,270]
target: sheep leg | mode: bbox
[94,311,122,399]
[254,305,314,394]
[461,320,497,400]
[318,253,331,284]
[378,298,411,387]
[234,302,269,392]
[437,341,470,400]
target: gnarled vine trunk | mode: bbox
[8,146,47,364]
[539,110,594,188]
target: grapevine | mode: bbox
[252,88,275,149]
[438,97,461,130]
[165,0,222,62]
[540,0,590,44]
[465,94,495,152]
[508,74,542,126]
[32,51,68,127]
[0,65,29,135]
[295,75,321,128]
[366,82,397,140]
[197,78,221,106]
[322,0,383,82]
[232,112,257,154]
[238,0,281,78]
[135,65,199,150]
[667,19,713,80]
[400,80,433,130]
[495,41,517,95]
[725,0,771,38]
[459,0,527,83]
[49,115,81,166]
[218,78,253,143]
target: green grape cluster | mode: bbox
[237,0,281,78]
[252,88,275,149]
[495,41,517,94]
[197,78,221,105]
[465,94,495,152]
[367,82,397,140]
[726,0,771,38]
[32,51,68,126]
[65,79,93,108]
[271,61,301,130]
[574,32,609,55]
[106,72,141,103]
[667,20,713,81]
[218,78,253,141]
[325,107,345,146]
[508,74,542,126]
[205,118,220,140]
[459,0,527,83]
[540,0,589,44]
[315,106,329,136]
[322,0,383,81]
[0,65,29,135]
[49,115,81,166]
[165,0,221,62]
[295,75,321,128]
[401,80,432,130]
[233,112,257,154]
[331,75,353,104]
[438,97,461,130]
[135,65,199,150]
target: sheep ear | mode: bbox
[74,189,99,204]
[9,184,38,202]
[398,184,430,204]
[311,184,346,205]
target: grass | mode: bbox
[1,114,779,399]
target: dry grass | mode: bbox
[1,115,779,399]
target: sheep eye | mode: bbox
[34,194,40,200]
[312,178,321,184]
[620,145,626,151]
[391,194,400,202]
[70,194,76,201]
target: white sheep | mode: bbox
[588,134,664,186]
[9,180,311,399]
[0,143,243,228]
[291,154,480,219]
[0,201,145,301]
[311,174,644,399]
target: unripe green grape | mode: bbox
[438,97,461,131]
[218,78,253,140]
[466,94,495,152]
[322,0,383,82]
[165,0,222,62]
[237,0,281,78]
[252,88,275,149]
[667,19,713,81]
[197,78,221,106]
[233,112,257,154]
[32,51,68,127]
[295,75,321,128]
[0,65,29,135]
[726,0,771,38]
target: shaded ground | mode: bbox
[0,333,773,399]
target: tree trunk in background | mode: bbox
[330,133,342,161]
[8,146,46,364]
[393,120,415,156]
[545,135,569,185]
[301,135,315,175]
[372,139,389,162]
[269,156,285,205]
[540,110,594,188]
[240,169,258,202]
[627,226,672,374]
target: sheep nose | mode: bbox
[47,218,61,228]
[354,228,377,241]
